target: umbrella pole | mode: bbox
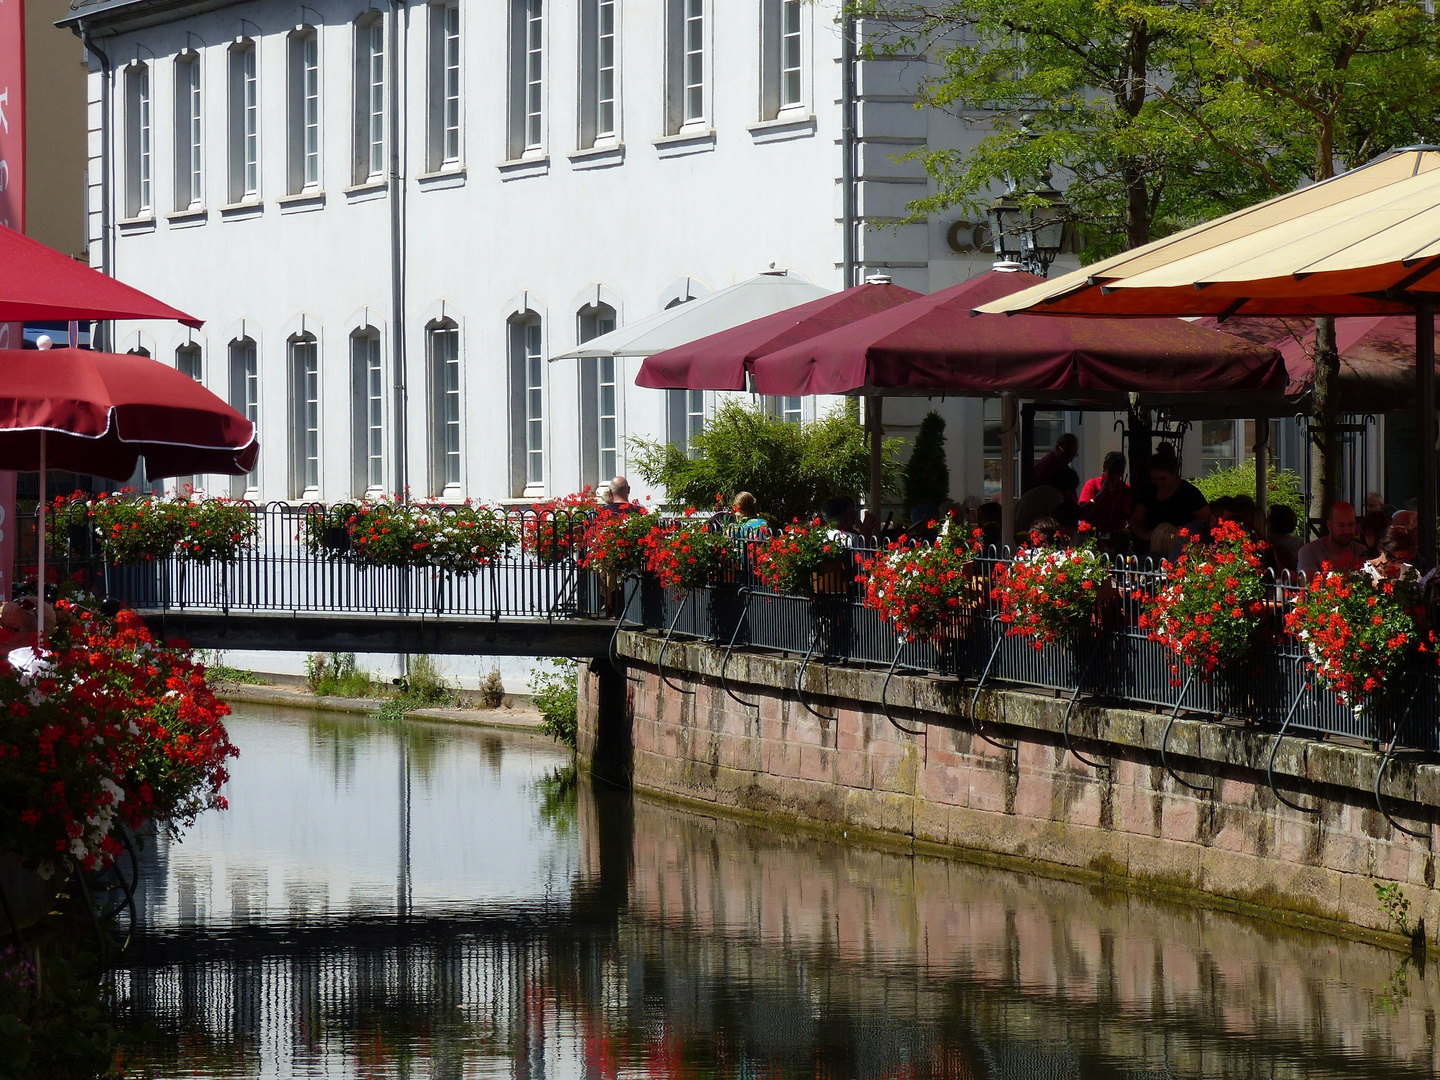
[1253,418,1269,522]
[1000,393,1018,546]
[867,395,884,519]
[35,432,45,651]
[1419,303,1437,566]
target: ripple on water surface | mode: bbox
[115,702,1439,1079]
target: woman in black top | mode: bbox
[1129,447,1208,545]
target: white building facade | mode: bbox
[65,0,1353,510]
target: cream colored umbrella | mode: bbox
[976,145,1440,558]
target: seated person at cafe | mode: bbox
[1296,501,1366,576]
[1129,445,1207,544]
[725,492,770,539]
[1029,432,1079,491]
[599,475,642,516]
[1016,466,1079,540]
[1078,451,1131,536]
[820,496,875,551]
[1267,504,1302,574]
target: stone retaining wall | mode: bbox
[579,630,1440,940]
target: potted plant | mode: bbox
[860,519,984,649]
[418,503,517,574]
[521,489,597,565]
[992,523,1114,651]
[1142,519,1270,684]
[1286,561,1433,714]
[752,518,848,596]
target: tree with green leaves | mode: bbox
[903,411,951,508]
[630,401,902,523]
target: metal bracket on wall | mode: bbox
[607,576,644,685]
[656,592,696,696]
[881,641,925,737]
[719,588,759,711]
[1060,644,1110,772]
[1160,670,1214,795]
[1266,661,1321,815]
[1375,682,1431,840]
[967,616,1019,754]
[794,627,837,721]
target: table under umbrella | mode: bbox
[974,146,1440,558]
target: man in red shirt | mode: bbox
[1078,451,1131,536]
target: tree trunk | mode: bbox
[1309,315,1340,532]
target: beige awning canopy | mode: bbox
[975,148,1440,319]
[975,145,1440,560]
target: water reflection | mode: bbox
[117,703,1440,1078]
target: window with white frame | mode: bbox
[507,0,544,158]
[350,330,385,494]
[578,303,618,486]
[355,17,386,183]
[124,64,151,217]
[761,0,804,119]
[578,0,617,148]
[508,313,544,494]
[771,396,804,424]
[173,54,202,210]
[287,28,321,193]
[428,3,462,170]
[174,344,204,491]
[665,0,704,133]
[229,339,259,495]
[428,321,461,494]
[1201,419,1238,474]
[288,335,320,498]
[667,389,706,457]
[228,42,259,202]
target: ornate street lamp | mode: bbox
[988,169,1069,277]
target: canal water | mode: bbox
[116,702,1439,1078]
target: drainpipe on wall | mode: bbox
[77,23,113,353]
[388,0,409,502]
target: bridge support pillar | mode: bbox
[584,658,633,790]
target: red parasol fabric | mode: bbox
[635,280,922,390]
[0,348,257,480]
[1199,314,1440,412]
[752,270,1288,398]
[0,227,201,327]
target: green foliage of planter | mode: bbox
[49,492,258,566]
[903,411,950,509]
[632,402,901,523]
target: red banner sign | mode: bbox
[0,0,24,601]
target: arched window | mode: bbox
[427,319,462,495]
[578,302,617,486]
[287,27,321,193]
[350,328,385,495]
[174,52,203,210]
[228,40,259,202]
[353,13,386,184]
[228,338,259,496]
[123,62,152,217]
[174,344,204,493]
[509,311,544,495]
[288,333,320,498]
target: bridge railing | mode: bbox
[621,538,1440,752]
[18,503,606,621]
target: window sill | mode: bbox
[498,155,550,181]
[344,180,388,202]
[117,215,156,234]
[416,167,467,191]
[569,143,625,171]
[654,129,716,159]
[748,113,817,144]
[278,190,327,214]
[166,207,208,228]
[220,200,264,220]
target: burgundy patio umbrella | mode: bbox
[0,226,201,327]
[0,346,258,647]
[1199,314,1440,413]
[753,269,1288,399]
[635,279,922,390]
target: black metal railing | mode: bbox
[620,537,1440,753]
[18,503,606,621]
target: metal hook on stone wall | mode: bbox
[656,592,696,696]
[1375,681,1431,840]
[1060,643,1109,772]
[794,626,837,721]
[1160,669,1214,795]
[719,588,759,711]
[1266,660,1321,815]
[607,575,643,684]
[882,640,925,737]
[968,616,1019,754]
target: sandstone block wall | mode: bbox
[579,632,1440,940]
